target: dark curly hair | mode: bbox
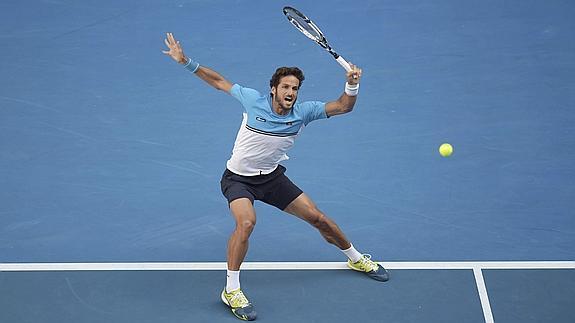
[269,67,305,95]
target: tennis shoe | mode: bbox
[347,254,389,282]
[221,288,257,321]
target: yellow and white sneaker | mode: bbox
[347,254,390,282]
[221,288,257,321]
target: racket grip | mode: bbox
[336,56,352,72]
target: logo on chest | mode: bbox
[255,116,294,126]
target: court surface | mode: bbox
[1,0,574,322]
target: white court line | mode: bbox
[1,261,573,271]
[473,268,494,323]
[2,261,573,323]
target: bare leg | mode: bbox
[285,193,390,282]
[284,193,351,250]
[227,198,257,271]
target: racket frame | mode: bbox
[283,6,352,72]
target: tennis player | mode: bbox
[163,32,388,321]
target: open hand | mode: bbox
[162,32,187,64]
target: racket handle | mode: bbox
[336,56,352,72]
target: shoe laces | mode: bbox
[359,254,379,272]
[229,290,250,307]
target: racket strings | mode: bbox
[283,6,340,60]
[284,8,325,42]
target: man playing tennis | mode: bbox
[163,32,388,321]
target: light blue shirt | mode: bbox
[226,84,327,175]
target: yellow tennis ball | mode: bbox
[439,143,453,157]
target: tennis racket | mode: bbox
[283,6,352,72]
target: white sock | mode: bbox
[226,270,240,293]
[341,244,363,263]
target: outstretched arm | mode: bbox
[324,64,363,117]
[163,32,233,93]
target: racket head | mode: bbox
[283,6,328,48]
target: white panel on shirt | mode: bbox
[226,113,301,176]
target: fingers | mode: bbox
[163,32,187,63]
[168,32,178,46]
[346,63,362,82]
[354,66,362,79]
[164,32,178,47]
[164,32,182,54]
[350,63,362,75]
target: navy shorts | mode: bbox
[220,165,303,210]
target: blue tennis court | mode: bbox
[1,0,574,322]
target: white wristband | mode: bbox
[345,82,359,96]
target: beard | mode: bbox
[273,93,297,111]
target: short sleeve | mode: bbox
[230,84,262,111]
[298,101,327,125]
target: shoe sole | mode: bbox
[221,290,230,306]
[221,290,256,321]
[347,263,390,282]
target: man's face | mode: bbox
[271,75,300,113]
